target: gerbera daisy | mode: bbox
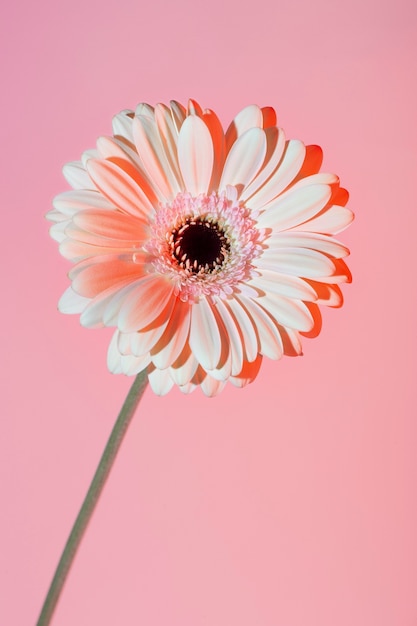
[47,99,353,396]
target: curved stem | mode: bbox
[37,370,148,626]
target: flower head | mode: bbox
[47,100,353,396]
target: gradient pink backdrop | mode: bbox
[1,0,416,624]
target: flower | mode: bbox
[47,100,353,396]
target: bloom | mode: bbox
[47,100,353,396]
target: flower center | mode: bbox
[146,190,264,302]
[170,217,230,274]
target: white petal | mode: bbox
[246,140,306,210]
[129,320,170,356]
[278,326,303,356]
[226,297,258,363]
[107,330,151,375]
[264,231,349,258]
[205,347,232,381]
[169,100,187,134]
[235,296,283,360]
[291,205,354,235]
[200,375,226,397]
[201,108,225,191]
[225,104,263,152]
[178,115,214,196]
[58,286,91,314]
[46,209,67,223]
[189,298,221,370]
[240,127,286,201]
[101,281,147,327]
[213,297,244,376]
[147,367,175,395]
[80,280,139,328]
[49,220,70,243]
[112,110,135,144]
[178,382,197,394]
[108,330,124,373]
[63,161,95,190]
[135,103,155,118]
[121,353,151,375]
[256,184,332,231]
[53,190,114,216]
[219,128,266,193]
[170,347,199,386]
[257,294,314,331]
[248,269,317,300]
[155,103,183,187]
[255,247,337,279]
[81,149,99,168]
[133,115,179,199]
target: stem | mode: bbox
[37,370,148,626]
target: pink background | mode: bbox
[1,0,416,623]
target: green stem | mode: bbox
[37,370,148,626]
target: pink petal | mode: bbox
[72,209,147,242]
[71,256,144,298]
[151,299,191,369]
[60,239,144,262]
[118,274,175,333]
[86,158,154,218]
